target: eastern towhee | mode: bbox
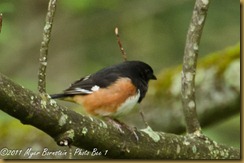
[51,60,156,118]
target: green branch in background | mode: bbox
[0,13,2,33]
[146,44,240,134]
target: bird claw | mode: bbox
[128,126,139,142]
[105,117,139,142]
[105,117,125,134]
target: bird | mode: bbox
[50,60,156,118]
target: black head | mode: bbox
[119,61,157,103]
[121,60,157,82]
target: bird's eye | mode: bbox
[145,69,151,74]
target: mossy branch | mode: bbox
[0,73,240,159]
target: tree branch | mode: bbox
[38,0,57,93]
[181,0,210,134]
[146,44,240,133]
[0,13,2,33]
[0,73,240,159]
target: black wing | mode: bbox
[62,66,124,96]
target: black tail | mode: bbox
[50,93,69,99]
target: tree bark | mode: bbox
[0,73,240,159]
[38,0,57,93]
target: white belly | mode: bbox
[113,90,140,117]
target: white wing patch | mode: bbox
[74,85,100,94]
[74,88,92,94]
[91,85,100,92]
[83,75,90,81]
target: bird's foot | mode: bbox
[105,117,139,142]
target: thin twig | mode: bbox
[181,0,210,134]
[115,27,127,61]
[0,13,2,33]
[139,107,149,128]
[38,0,57,93]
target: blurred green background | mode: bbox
[0,0,240,159]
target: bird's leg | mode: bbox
[139,107,149,128]
[105,117,139,141]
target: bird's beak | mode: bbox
[151,74,157,80]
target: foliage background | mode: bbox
[0,0,240,159]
